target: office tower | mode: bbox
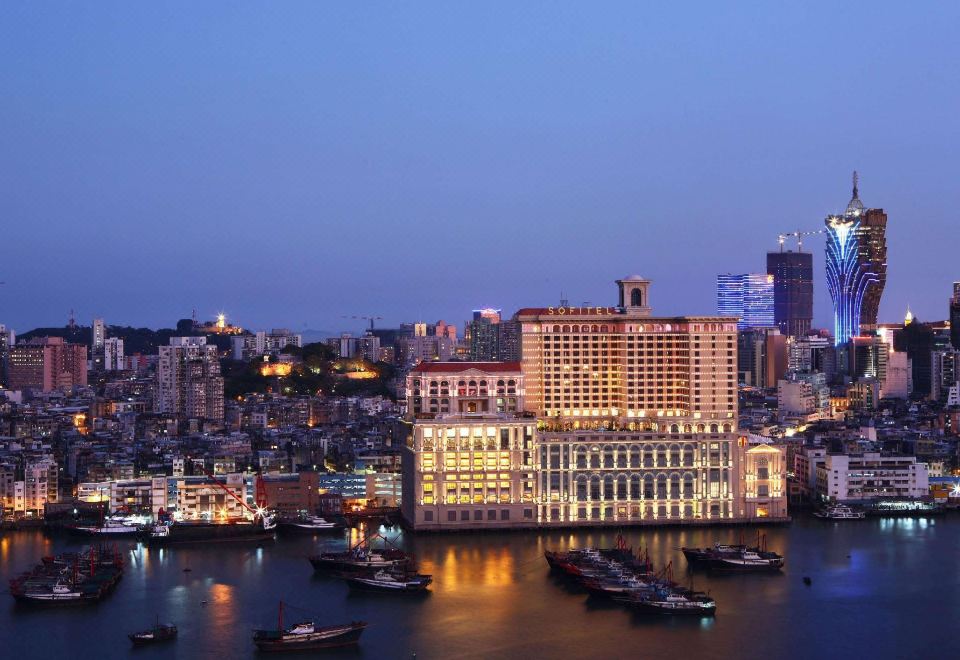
[951,282,960,350]
[103,337,125,371]
[717,274,775,329]
[7,337,88,392]
[737,328,787,388]
[766,251,813,336]
[932,350,960,402]
[849,335,889,383]
[824,172,888,345]
[894,319,934,396]
[155,337,224,421]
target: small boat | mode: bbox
[278,515,344,534]
[346,569,432,593]
[253,601,366,652]
[17,582,83,603]
[618,589,716,616]
[814,504,866,520]
[129,622,178,646]
[68,515,144,537]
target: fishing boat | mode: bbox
[10,546,124,606]
[129,622,178,646]
[682,532,784,572]
[618,588,717,616]
[253,602,367,652]
[346,569,432,593]
[278,515,343,534]
[308,533,411,573]
[814,504,866,520]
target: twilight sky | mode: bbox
[2,2,958,336]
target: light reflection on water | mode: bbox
[1,516,959,659]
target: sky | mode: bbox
[2,2,958,336]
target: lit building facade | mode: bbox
[402,277,787,529]
[8,337,88,392]
[825,172,888,345]
[401,362,536,530]
[717,273,775,330]
[517,276,766,525]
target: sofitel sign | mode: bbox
[546,306,620,315]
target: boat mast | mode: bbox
[278,600,283,632]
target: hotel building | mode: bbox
[401,362,536,529]
[402,276,788,530]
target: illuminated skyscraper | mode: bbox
[824,172,888,345]
[766,250,813,337]
[717,273,775,329]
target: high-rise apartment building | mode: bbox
[766,250,813,336]
[155,337,224,422]
[103,337,125,371]
[7,337,88,392]
[950,282,960,350]
[717,274,775,330]
[466,309,522,362]
[231,329,303,361]
[825,172,887,345]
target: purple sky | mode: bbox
[2,2,958,336]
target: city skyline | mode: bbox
[3,3,959,332]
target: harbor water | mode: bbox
[1,515,956,659]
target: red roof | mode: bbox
[410,361,521,374]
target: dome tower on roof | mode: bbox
[616,275,652,317]
[845,170,864,216]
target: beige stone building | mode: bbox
[402,276,789,530]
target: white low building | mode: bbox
[816,452,928,502]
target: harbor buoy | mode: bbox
[802,576,812,586]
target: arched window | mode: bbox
[631,289,643,306]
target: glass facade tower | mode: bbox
[717,273,775,330]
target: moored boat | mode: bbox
[253,602,366,652]
[278,515,343,534]
[148,512,276,545]
[814,504,866,520]
[346,569,432,593]
[129,622,178,646]
[682,533,784,572]
[617,588,716,616]
[308,533,411,573]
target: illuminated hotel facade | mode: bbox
[402,276,787,530]
[825,172,887,345]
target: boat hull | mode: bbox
[149,522,275,545]
[253,623,366,651]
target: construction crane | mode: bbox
[342,315,383,331]
[777,228,826,252]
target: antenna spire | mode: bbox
[852,170,859,199]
